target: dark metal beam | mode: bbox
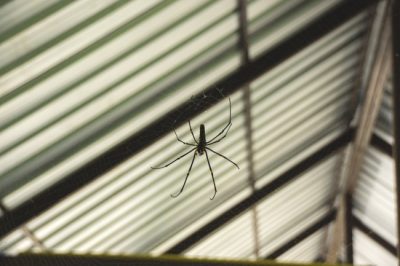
[166,129,354,254]
[0,0,377,239]
[370,132,393,156]
[0,202,46,251]
[344,193,353,264]
[353,215,397,256]
[391,0,400,262]
[266,209,337,259]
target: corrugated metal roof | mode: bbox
[278,230,326,262]
[354,147,396,246]
[256,154,341,259]
[186,209,254,258]
[354,229,397,265]
[187,153,342,259]
[352,74,396,266]
[1,0,395,265]
[250,11,366,186]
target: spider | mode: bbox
[152,98,239,200]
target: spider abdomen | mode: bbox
[197,124,206,156]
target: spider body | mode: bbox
[152,98,239,200]
[197,124,206,156]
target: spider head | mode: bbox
[197,148,204,156]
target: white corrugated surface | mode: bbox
[354,147,396,246]
[354,229,397,266]
[1,0,394,264]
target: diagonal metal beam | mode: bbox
[166,129,354,254]
[0,202,46,252]
[353,215,397,256]
[266,209,337,259]
[370,132,393,156]
[320,3,377,258]
[326,1,392,261]
[346,2,392,196]
[0,0,377,239]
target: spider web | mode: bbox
[170,86,228,130]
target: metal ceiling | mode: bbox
[0,0,398,265]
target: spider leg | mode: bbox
[204,149,217,200]
[207,98,232,143]
[151,147,196,169]
[207,123,232,145]
[173,128,196,146]
[188,120,198,144]
[206,147,239,169]
[171,152,197,198]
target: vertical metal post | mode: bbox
[236,0,261,258]
[237,0,250,62]
[391,0,400,264]
[344,193,353,264]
